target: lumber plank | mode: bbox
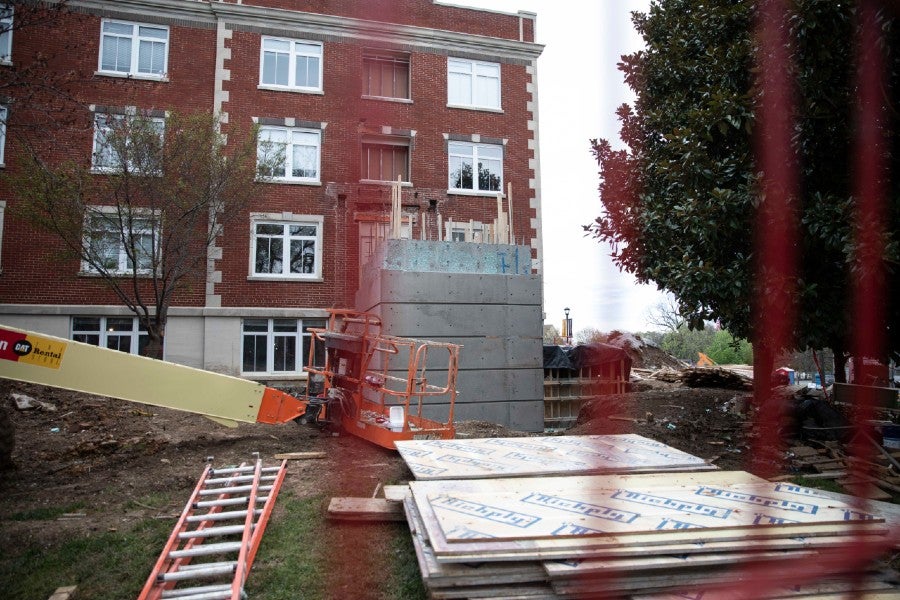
[383,484,410,502]
[326,497,405,521]
[47,587,77,600]
[273,451,327,460]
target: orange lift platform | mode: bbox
[302,310,460,450]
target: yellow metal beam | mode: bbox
[0,325,266,423]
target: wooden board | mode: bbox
[396,434,714,480]
[408,472,888,562]
[383,484,410,502]
[326,497,405,521]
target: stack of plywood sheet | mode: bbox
[395,433,715,480]
[395,435,899,599]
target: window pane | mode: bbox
[73,317,101,332]
[273,335,296,372]
[290,239,316,274]
[292,225,317,236]
[273,319,298,333]
[104,21,133,35]
[101,36,131,72]
[475,74,499,107]
[138,40,165,74]
[107,335,131,353]
[243,318,269,332]
[292,144,317,179]
[242,334,267,372]
[449,156,472,190]
[255,237,283,274]
[263,38,291,53]
[73,334,100,346]
[448,71,471,105]
[107,317,134,331]
[479,160,502,191]
[139,26,167,40]
[257,223,284,235]
[395,62,410,98]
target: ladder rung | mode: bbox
[193,496,268,509]
[209,465,280,476]
[158,562,236,582]
[186,509,261,523]
[169,541,243,559]
[204,474,276,486]
[178,524,250,539]
[198,484,273,496]
[161,583,233,598]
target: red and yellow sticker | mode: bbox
[0,328,66,369]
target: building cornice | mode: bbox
[63,0,544,62]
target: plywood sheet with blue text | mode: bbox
[396,434,713,480]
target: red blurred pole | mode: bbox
[751,0,798,479]
[848,0,887,502]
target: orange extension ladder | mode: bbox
[137,454,287,600]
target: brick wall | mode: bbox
[0,0,541,312]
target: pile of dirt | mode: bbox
[605,331,686,370]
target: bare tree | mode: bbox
[645,296,686,332]
[10,111,277,358]
[575,327,606,345]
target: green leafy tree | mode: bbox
[659,325,717,363]
[706,329,753,364]
[587,0,900,378]
[9,111,276,358]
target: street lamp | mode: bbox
[563,307,572,346]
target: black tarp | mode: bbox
[543,343,632,375]
[543,345,574,370]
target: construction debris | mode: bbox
[272,451,327,460]
[47,586,77,600]
[642,366,753,390]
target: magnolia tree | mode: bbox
[11,111,277,358]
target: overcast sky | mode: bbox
[448,0,666,335]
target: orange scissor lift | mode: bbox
[302,310,460,449]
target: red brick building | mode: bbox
[0,0,543,381]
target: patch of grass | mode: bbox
[123,490,178,511]
[0,518,171,600]
[384,525,427,600]
[8,501,87,521]
[244,492,329,599]
[789,475,847,495]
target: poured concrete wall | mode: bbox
[357,240,544,432]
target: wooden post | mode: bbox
[507,182,514,245]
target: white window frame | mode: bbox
[0,5,13,64]
[0,200,6,272]
[448,141,503,194]
[447,58,501,110]
[259,36,323,93]
[240,317,325,376]
[97,19,169,79]
[91,112,165,173]
[257,125,321,184]
[0,104,6,166]
[71,316,151,356]
[81,206,160,275]
[249,214,324,281]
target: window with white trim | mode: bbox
[362,51,409,100]
[0,5,13,63]
[82,208,159,275]
[448,58,500,110]
[448,141,502,193]
[257,126,321,183]
[0,105,6,165]
[92,112,165,173]
[72,316,151,355]
[241,317,326,375]
[98,19,169,78]
[361,136,409,183]
[251,217,322,279]
[259,37,322,92]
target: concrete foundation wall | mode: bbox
[357,241,544,432]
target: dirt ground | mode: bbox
[0,377,891,596]
[1,378,755,536]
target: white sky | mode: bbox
[448,0,667,334]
